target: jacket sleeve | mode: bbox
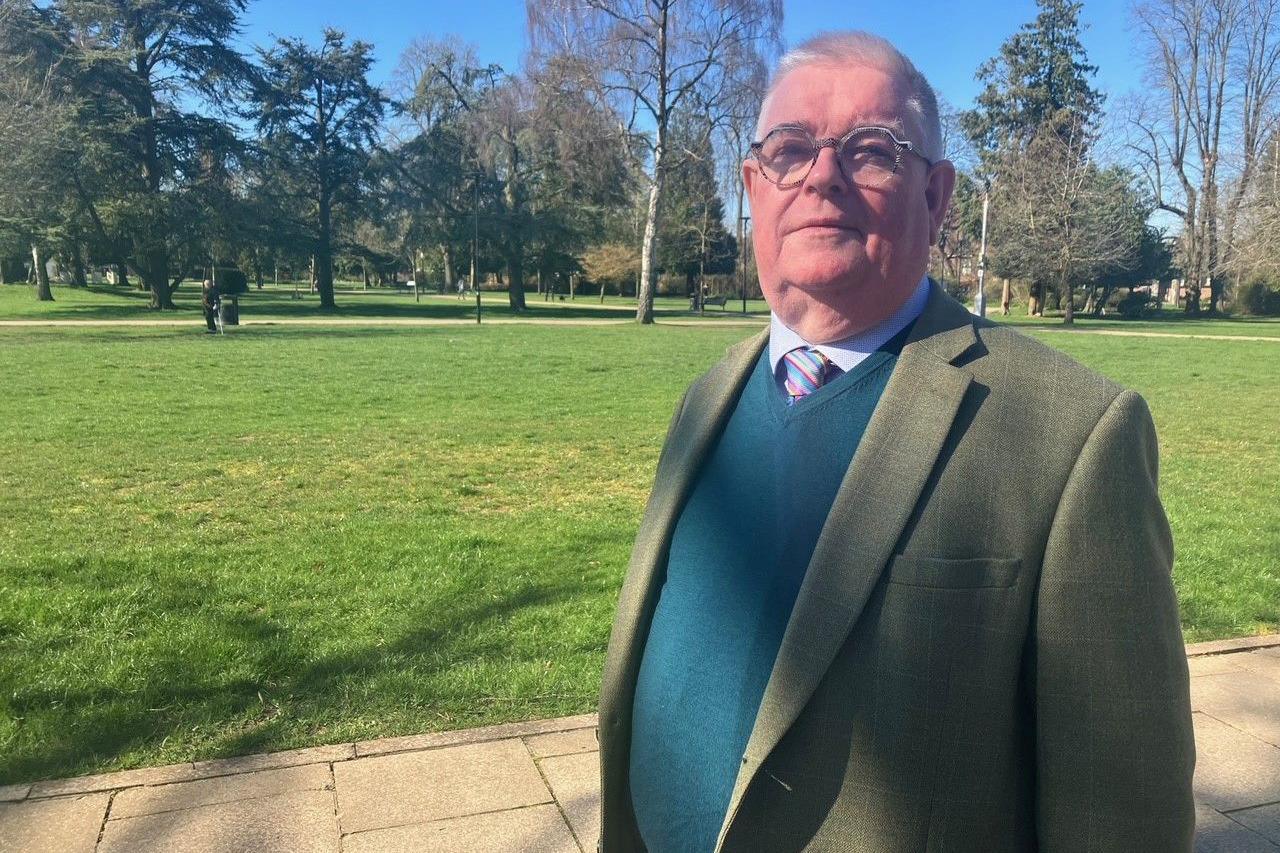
[1033,389,1196,851]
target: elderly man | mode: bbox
[597,31,1195,853]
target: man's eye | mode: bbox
[844,144,897,168]
[765,140,811,160]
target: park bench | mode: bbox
[691,294,730,310]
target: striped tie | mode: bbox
[782,346,833,405]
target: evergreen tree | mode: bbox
[51,0,254,308]
[254,29,387,310]
[657,114,735,301]
[962,0,1103,166]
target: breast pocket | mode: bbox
[884,553,1020,589]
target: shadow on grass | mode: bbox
[0,558,594,784]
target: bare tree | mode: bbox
[714,51,768,312]
[992,126,1147,324]
[1130,0,1280,313]
[528,0,781,323]
[1229,131,1280,280]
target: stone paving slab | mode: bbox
[342,804,580,853]
[1192,671,1280,747]
[1186,635,1280,656]
[1194,802,1280,852]
[109,763,331,820]
[97,789,338,853]
[539,750,601,853]
[190,743,355,778]
[28,762,201,799]
[335,738,553,835]
[1235,651,1280,684]
[1192,712,1280,811]
[525,727,600,760]
[1230,803,1280,846]
[0,785,28,804]
[354,713,596,758]
[1188,654,1247,677]
[0,793,109,853]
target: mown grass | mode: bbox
[992,306,1280,337]
[0,320,1276,784]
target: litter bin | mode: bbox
[219,296,240,326]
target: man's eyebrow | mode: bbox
[763,116,909,137]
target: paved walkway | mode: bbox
[0,316,769,328]
[2,637,1278,852]
[3,317,1279,341]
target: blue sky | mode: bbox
[237,0,1146,113]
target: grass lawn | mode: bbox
[0,321,1276,784]
[989,306,1280,338]
[0,281,773,321]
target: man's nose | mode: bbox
[804,144,849,194]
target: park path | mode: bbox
[1030,327,1280,343]
[1,316,1279,340]
[0,316,767,328]
[1,635,1277,852]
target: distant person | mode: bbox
[201,279,220,334]
[457,277,466,299]
[597,30,1194,853]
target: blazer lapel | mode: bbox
[598,329,768,740]
[716,285,980,850]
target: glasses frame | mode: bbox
[748,124,935,189]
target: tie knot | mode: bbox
[782,346,831,403]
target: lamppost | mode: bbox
[739,214,750,314]
[472,171,481,325]
[974,191,989,317]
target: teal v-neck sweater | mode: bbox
[629,335,905,852]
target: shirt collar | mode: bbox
[769,275,931,375]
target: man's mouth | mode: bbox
[790,220,860,236]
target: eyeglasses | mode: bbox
[748,125,934,189]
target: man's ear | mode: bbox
[925,160,957,246]
[742,158,759,199]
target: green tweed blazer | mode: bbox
[597,282,1195,852]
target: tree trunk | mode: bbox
[502,155,526,312]
[1092,284,1114,318]
[637,166,664,324]
[69,243,87,288]
[1062,283,1075,325]
[1184,277,1201,314]
[32,243,53,301]
[362,259,370,290]
[1000,277,1011,315]
[142,247,175,309]
[507,254,527,310]
[441,245,454,294]
[1028,281,1042,316]
[315,193,336,309]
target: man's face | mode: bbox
[743,63,955,343]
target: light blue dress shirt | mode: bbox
[768,275,930,393]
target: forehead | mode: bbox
[761,63,910,138]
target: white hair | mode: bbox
[755,31,943,164]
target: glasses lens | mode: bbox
[839,129,901,187]
[758,128,815,185]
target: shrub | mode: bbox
[1116,289,1155,320]
[1236,280,1280,316]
